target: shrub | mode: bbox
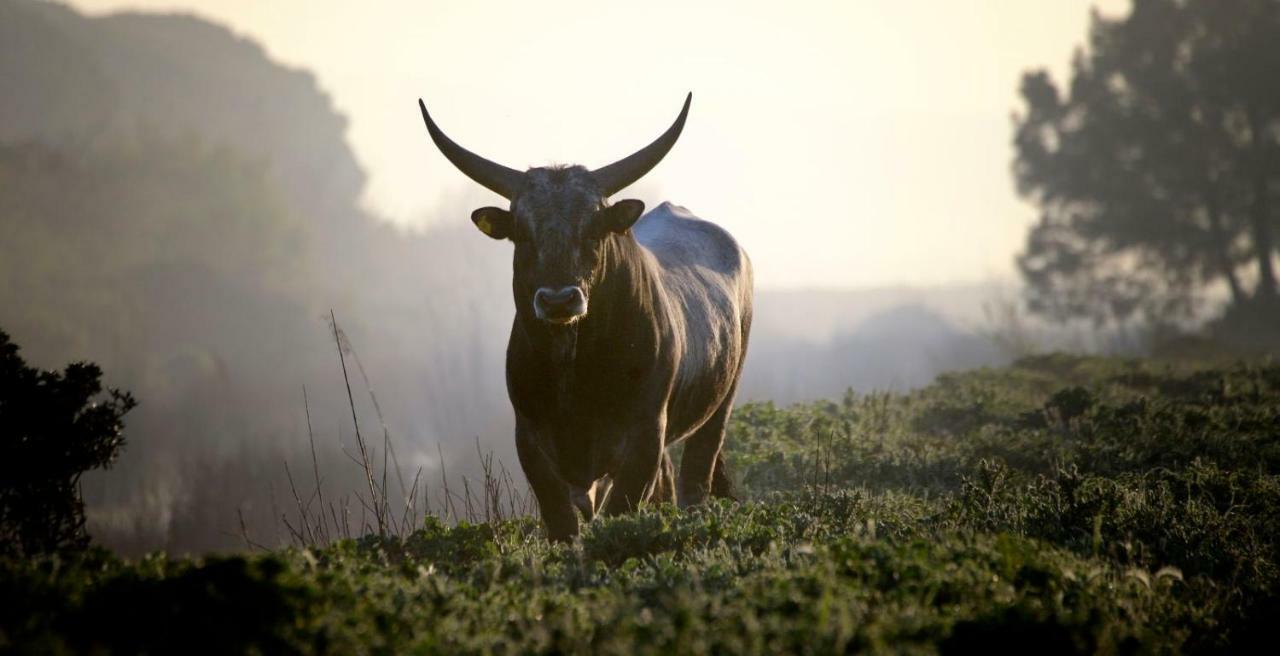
[0,329,135,556]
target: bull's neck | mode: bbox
[584,231,660,344]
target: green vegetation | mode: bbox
[3,355,1276,653]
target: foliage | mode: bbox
[0,330,135,557]
[1013,0,1280,330]
[3,355,1278,652]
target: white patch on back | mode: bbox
[633,202,750,435]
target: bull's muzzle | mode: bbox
[534,286,587,324]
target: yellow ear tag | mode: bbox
[476,215,493,235]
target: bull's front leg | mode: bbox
[602,422,665,516]
[515,421,578,541]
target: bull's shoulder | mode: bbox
[632,202,748,278]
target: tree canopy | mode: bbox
[1014,0,1280,328]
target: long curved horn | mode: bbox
[418,99,524,199]
[592,93,692,197]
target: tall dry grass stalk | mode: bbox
[256,311,538,549]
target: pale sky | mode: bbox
[71,0,1127,289]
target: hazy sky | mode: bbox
[71,0,1126,289]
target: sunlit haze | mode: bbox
[70,0,1126,289]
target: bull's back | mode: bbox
[633,202,752,440]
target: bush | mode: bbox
[0,329,135,556]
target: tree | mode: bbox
[0,329,135,556]
[1014,0,1280,327]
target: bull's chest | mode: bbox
[507,322,673,484]
[514,371,656,486]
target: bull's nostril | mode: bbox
[537,287,581,307]
[545,289,575,304]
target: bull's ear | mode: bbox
[597,199,645,234]
[471,207,514,240]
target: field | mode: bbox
[3,354,1278,653]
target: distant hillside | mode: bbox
[0,0,364,230]
[752,283,1011,343]
[744,290,1011,403]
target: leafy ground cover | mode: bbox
[3,354,1277,653]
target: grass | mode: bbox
[3,354,1278,653]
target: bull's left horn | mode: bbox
[591,93,691,197]
[419,99,524,199]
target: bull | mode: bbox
[418,93,752,540]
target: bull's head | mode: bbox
[418,94,691,325]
